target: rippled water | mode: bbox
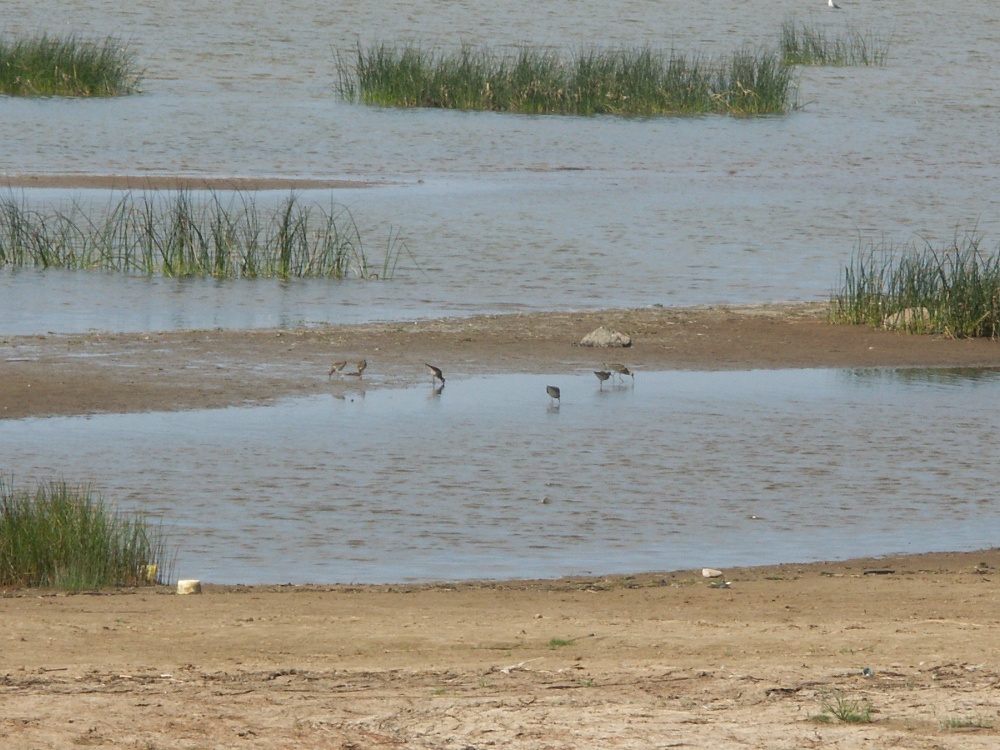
[2,0,1000,332]
[3,2,1000,582]
[4,368,999,584]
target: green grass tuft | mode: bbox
[780,19,889,67]
[337,43,796,117]
[548,638,576,648]
[0,33,142,96]
[829,230,1000,338]
[940,715,993,730]
[0,479,172,590]
[817,690,874,723]
[0,191,409,280]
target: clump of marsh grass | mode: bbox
[814,690,874,724]
[0,479,171,590]
[940,715,993,730]
[0,33,142,96]
[337,43,796,116]
[829,230,1000,338]
[780,19,889,67]
[0,191,409,280]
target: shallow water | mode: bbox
[4,368,999,584]
[3,2,1000,581]
[2,0,1000,332]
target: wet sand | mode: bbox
[3,302,999,420]
[1,173,385,191]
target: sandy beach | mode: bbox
[1,551,998,749]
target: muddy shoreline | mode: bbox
[4,302,999,419]
[1,173,387,191]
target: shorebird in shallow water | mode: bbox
[594,370,611,389]
[328,361,347,379]
[546,385,561,405]
[425,363,445,385]
[355,359,367,378]
[607,363,634,383]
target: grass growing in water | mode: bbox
[780,20,889,66]
[0,479,171,590]
[337,43,796,116]
[829,231,1000,338]
[0,33,142,96]
[0,191,409,280]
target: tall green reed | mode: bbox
[780,20,889,67]
[0,479,172,590]
[338,43,796,116]
[0,191,409,280]
[830,231,1000,338]
[0,33,142,96]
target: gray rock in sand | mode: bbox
[579,326,632,348]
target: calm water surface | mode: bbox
[2,2,999,580]
[3,368,999,584]
[2,0,1000,331]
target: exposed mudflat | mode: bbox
[4,303,998,419]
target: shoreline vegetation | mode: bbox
[0,33,142,97]
[829,231,1000,338]
[0,191,409,280]
[337,43,797,116]
[0,479,170,590]
[780,19,890,67]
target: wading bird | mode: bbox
[328,361,347,379]
[546,385,561,406]
[594,370,611,389]
[425,363,445,385]
[607,363,634,383]
[828,0,842,8]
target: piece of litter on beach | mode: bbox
[500,657,543,674]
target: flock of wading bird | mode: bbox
[329,358,634,405]
[549,364,634,405]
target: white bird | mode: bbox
[828,0,842,8]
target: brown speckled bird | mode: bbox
[607,363,634,383]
